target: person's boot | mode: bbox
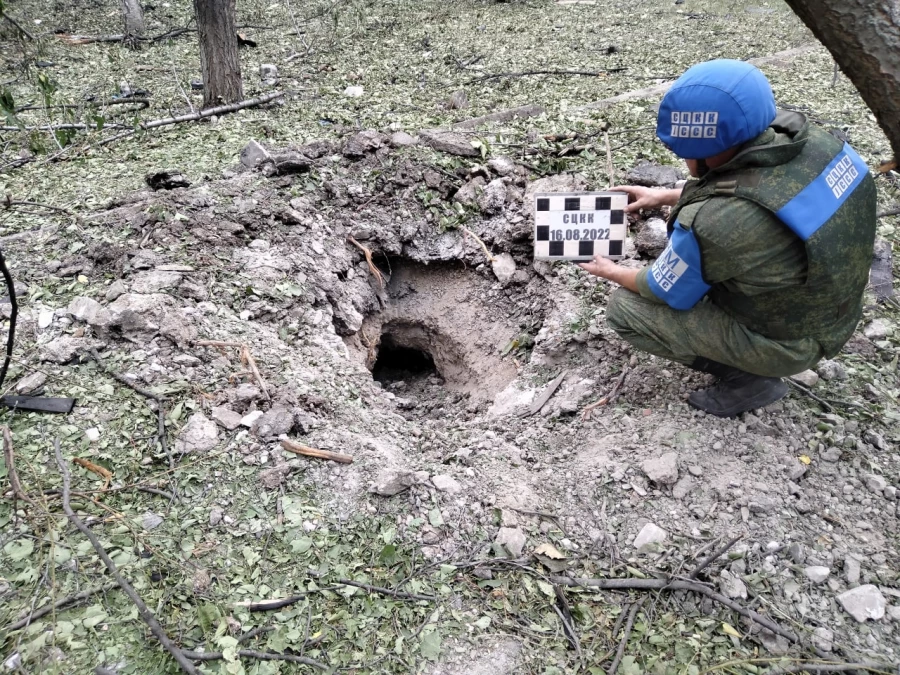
[687,357,788,418]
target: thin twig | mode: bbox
[1,12,34,39]
[582,367,629,420]
[171,63,195,114]
[240,344,270,402]
[687,535,742,580]
[607,597,645,675]
[245,577,435,610]
[4,583,117,632]
[876,206,900,218]
[786,378,834,412]
[2,198,73,215]
[462,68,626,86]
[2,426,35,506]
[53,441,198,674]
[459,226,495,263]
[180,649,326,670]
[347,237,385,288]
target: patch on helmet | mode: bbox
[670,111,718,139]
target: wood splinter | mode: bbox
[347,237,385,289]
[281,439,353,464]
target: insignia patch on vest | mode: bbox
[647,220,711,310]
[670,111,718,139]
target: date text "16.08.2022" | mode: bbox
[550,228,612,241]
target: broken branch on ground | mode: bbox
[462,68,626,86]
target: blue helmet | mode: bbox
[657,59,776,160]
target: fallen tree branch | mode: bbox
[56,26,196,45]
[765,664,894,675]
[347,237,385,289]
[2,197,73,215]
[687,534,741,580]
[2,11,33,40]
[242,575,434,611]
[4,583,118,632]
[53,440,198,674]
[1,122,129,132]
[180,648,326,670]
[786,378,834,413]
[452,103,546,130]
[463,68,626,86]
[281,439,353,464]
[72,457,113,491]
[607,597,645,675]
[582,367,629,420]
[460,226,495,263]
[877,206,900,218]
[2,425,35,506]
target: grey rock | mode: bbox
[131,270,183,294]
[478,178,507,214]
[388,131,417,147]
[67,296,104,323]
[492,253,516,284]
[718,569,748,600]
[272,152,311,175]
[259,63,278,83]
[211,406,243,431]
[343,130,384,158]
[634,218,668,257]
[863,429,887,450]
[16,372,47,394]
[816,359,847,381]
[159,310,197,348]
[884,485,898,501]
[454,177,486,207]
[624,162,682,188]
[790,370,819,388]
[240,139,271,168]
[251,407,295,438]
[865,474,888,494]
[418,129,479,157]
[804,565,830,584]
[759,630,790,656]
[837,584,886,622]
[688,465,703,477]
[812,627,833,653]
[240,410,264,428]
[142,512,164,530]
[672,475,693,500]
[259,464,292,490]
[495,527,526,557]
[641,452,679,486]
[373,470,418,497]
[487,157,518,177]
[174,413,219,454]
[749,496,777,514]
[38,310,53,329]
[209,506,224,526]
[787,542,805,564]
[633,522,667,550]
[844,556,861,584]
[145,169,190,190]
[820,446,842,462]
[235,384,262,402]
[863,319,890,340]
[40,336,89,364]
[105,280,128,302]
[787,460,807,481]
[421,527,441,545]
[431,474,462,494]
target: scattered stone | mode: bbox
[633,522,667,550]
[812,627,833,653]
[641,452,679,486]
[816,359,847,381]
[235,384,262,402]
[192,568,211,594]
[837,584,886,622]
[884,485,898,501]
[40,336,89,364]
[804,566,830,584]
[131,270,182,294]
[487,156,518,177]
[863,319,890,340]
[15,372,46,394]
[634,218,668,257]
[820,446,842,462]
[431,474,462,494]
[272,152,311,175]
[787,542,805,564]
[145,169,190,191]
[687,465,703,477]
[240,410,264,428]
[211,406,242,431]
[373,470,418,497]
[67,296,104,323]
[718,569,748,600]
[749,496,777,514]
[85,427,101,442]
[418,129,479,157]
[624,161,682,188]
[259,63,278,84]
[342,130,384,158]
[491,253,516,284]
[790,370,819,388]
[251,407,295,438]
[478,178,507,214]
[106,280,127,302]
[142,512,164,530]
[495,527,526,557]
[759,629,790,656]
[259,464,291,489]
[844,556,861,584]
[38,310,54,329]
[672,476,693,500]
[863,429,887,450]
[343,85,364,98]
[421,527,441,545]
[388,131,417,147]
[209,506,223,526]
[454,176,485,207]
[865,474,888,494]
[174,413,219,454]
[240,139,271,168]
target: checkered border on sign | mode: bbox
[535,238,625,260]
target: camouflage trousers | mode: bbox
[606,288,824,377]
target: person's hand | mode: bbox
[610,185,677,213]
[578,254,619,280]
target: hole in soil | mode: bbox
[371,336,437,384]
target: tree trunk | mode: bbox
[782,0,900,161]
[119,0,145,44]
[193,0,243,108]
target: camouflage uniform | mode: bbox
[608,111,877,377]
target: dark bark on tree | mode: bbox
[782,0,900,160]
[193,0,243,108]
[119,0,145,40]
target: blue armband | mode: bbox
[646,219,710,310]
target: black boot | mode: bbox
[687,358,788,418]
